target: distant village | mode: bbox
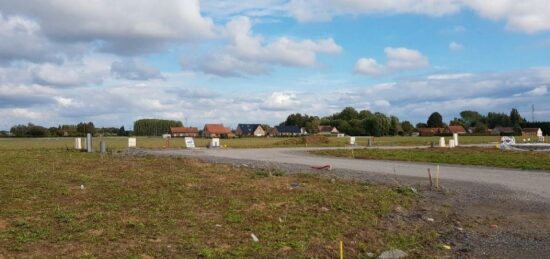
[2,107,548,139]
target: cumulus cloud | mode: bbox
[260,92,300,111]
[0,0,215,55]
[0,13,65,63]
[184,16,342,77]
[354,47,429,76]
[111,59,163,81]
[449,41,464,51]
[514,85,547,97]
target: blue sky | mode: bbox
[1,0,550,129]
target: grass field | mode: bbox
[313,147,550,171]
[0,135,505,150]
[0,149,443,257]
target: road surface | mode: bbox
[138,147,550,202]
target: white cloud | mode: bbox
[0,0,215,55]
[288,0,461,22]
[184,16,342,76]
[260,92,300,111]
[449,41,464,51]
[111,59,163,81]
[209,0,548,33]
[514,85,547,97]
[354,47,429,76]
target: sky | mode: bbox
[1,0,550,130]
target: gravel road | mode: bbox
[133,147,550,203]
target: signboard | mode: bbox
[210,138,220,148]
[128,137,137,148]
[162,134,171,139]
[349,137,356,145]
[185,137,195,148]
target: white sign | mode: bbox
[337,133,345,138]
[74,138,82,149]
[210,138,220,148]
[448,139,455,148]
[162,134,171,139]
[349,137,356,145]
[453,133,459,146]
[128,137,137,148]
[185,137,195,148]
[439,137,446,147]
[501,136,516,145]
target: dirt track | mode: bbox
[137,147,550,203]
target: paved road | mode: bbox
[141,147,550,202]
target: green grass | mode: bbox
[0,135,504,151]
[313,147,550,170]
[0,149,443,257]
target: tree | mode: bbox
[427,112,444,128]
[389,116,402,136]
[473,123,488,133]
[459,110,484,127]
[401,121,414,136]
[486,112,511,128]
[133,119,183,136]
[416,122,428,128]
[510,108,523,126]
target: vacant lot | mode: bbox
[0,135,503,150]
[0,149,448,258]
[313,147,550,171]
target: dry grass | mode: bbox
[0,149,445,258]
[0,135,505,151]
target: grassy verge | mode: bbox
[0,149,442,257]
[0,135,505,150]
[312,147,550,171]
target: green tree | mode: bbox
[401,121,414,136]
[133,119,183,136]
[459,110,484,127]
[510,108,523,125]
[427,112,444,128]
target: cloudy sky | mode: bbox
[1,0,550,130]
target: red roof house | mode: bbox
[203,124,232,138]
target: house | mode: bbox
[266,127,279,137]
[203,124,232,138]
[170,127,199,137]
[318,125,339,135]
[236,124,266,137]
[417,128,444,136]
[491,126,515,135]
[522,128,543,138]
[445,125,467,134]
[274,126,307,136]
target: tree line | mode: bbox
[133,119,183,136]
[8,122,130,137]
[281,107,546,136]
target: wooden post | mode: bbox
[340,240,344,259]
[436,165,440,189]
[428,168,433,189]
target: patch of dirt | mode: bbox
[0,220,7,230]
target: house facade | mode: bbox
[236,124,265,137]
[522,128,543,138]
[170,127,199,137]
[445,125,467,134]
[318,125,339,135]
[491,126,515,135]
[274,126,307,136]
[417,127,445,136]
[203,124,232,138]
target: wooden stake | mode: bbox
[428,168,433,189]
[340,240,344,259]
[436,165,440,189]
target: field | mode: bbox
[0,135,505,151]
[313,147,550,171]
[0,149,445,257]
